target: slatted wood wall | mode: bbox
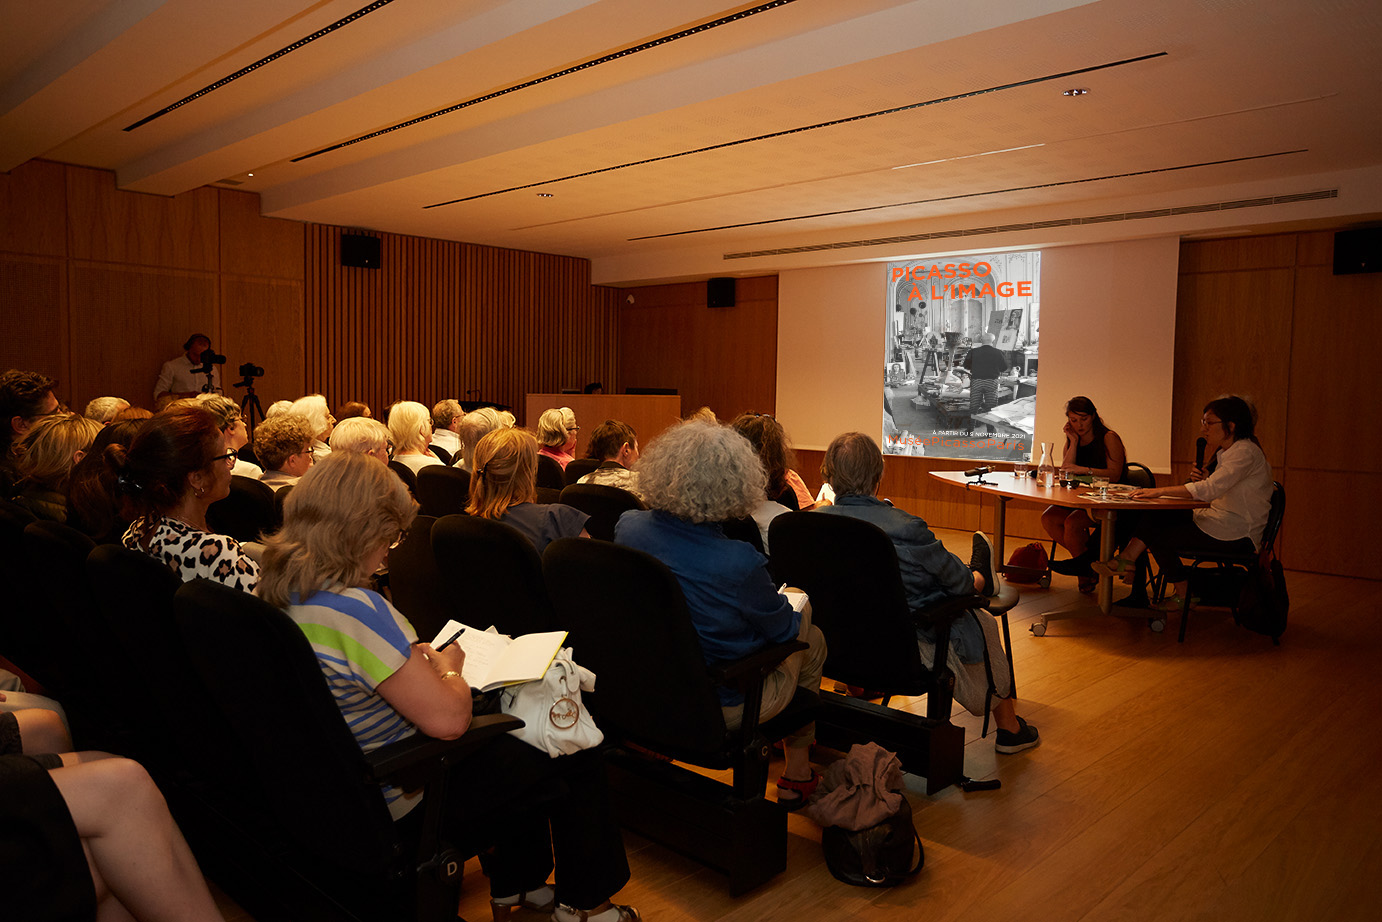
[305,227,620,424]
[0,160,305,412]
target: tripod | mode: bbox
[237,378,265,441]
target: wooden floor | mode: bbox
[215,529,1382,922]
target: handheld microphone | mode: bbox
[1195,437,1207,469]
[964,466,990,478]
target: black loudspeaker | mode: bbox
[341,234,381,269]
[707,277,736,308]
[1333,228,1382,275]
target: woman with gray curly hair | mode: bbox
[613,419,827,808]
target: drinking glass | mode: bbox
[1092,474,1110,499]
[1013,458,1029,478]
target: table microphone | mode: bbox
[1195,437,1207,469]
[964,466,991,478]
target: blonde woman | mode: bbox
[258,453,637,922]
[468,428,588,554]
[329,416,392,464]
[387,401,443,475]
[289,394,335,460]
[11,413,102,521]
[536,407,578,470]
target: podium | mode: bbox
[524,394,682,457]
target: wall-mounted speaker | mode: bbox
[707,276,736,308]
[341,234,381,269]
[1333,227,1382,275]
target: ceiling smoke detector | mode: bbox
[1063,87,1090,96]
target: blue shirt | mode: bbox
[615,509,799,705]
[818,495,985,664]
[498,502,590,556]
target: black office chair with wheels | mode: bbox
[430,514,556,636]
[1166,481,1286,643]
[768,511,983,793]
[535,454,565,490]
[563,457,601,486]
[415,466,470,518]
[558,483,643,541]
[175,578,522,922]
[543,537,816,895]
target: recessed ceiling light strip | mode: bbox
[424,51,1166,209]
[123,0,398,132]
[623,149,1307,242]
[717,189,1335,259]
[292,0,802,163]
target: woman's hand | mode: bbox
[1063,418,1076,440]
[1130,487,1160,500]
[419,641,466,679]
[1187,466,1207,483]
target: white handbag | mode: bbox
[498,647,603,757]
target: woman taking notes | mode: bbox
[1093,396,1272,612]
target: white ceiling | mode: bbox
[4,0,1381,284]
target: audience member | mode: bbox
[582,382,604,394]
[576,419,642,500]
[194,394,263,479]
[1,369,59,491]
[264,399,293,419]
[110,405,259,591]
[10,413,102,522]
[289,394,336,460]
[455,407,509,472]
[728,413,811,550]
[1094,395,1273,613]
[257,453,636,922]
[112,406,153,422]
[254,414,316,491]
[388,401,443,474]
[83,396,130,424]
[686,406,717,424]
[614,419,826,806]
[329,416,392,463]
[153,333,220,403]
[66,420,145,543]
[430,399,464,459]
[1043,396,1127,591]
[537,408,579,470]
[335,400,372,421]
[815,432,1039,753]
[468,428,588,553]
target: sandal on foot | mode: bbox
[1151,594,1198,613]
[776,770,821,810]
[492,888,556,921]
[1090,557,1134,581]
[553,903,641,922]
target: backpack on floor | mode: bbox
[1003,542,1049,584]
[1235,549,1288,643]
[821,796,923,887]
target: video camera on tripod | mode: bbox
[193,349,226,394]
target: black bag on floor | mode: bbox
[1236,552,1288,643]
[821,795,923,887]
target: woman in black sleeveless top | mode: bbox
[1042,396,1126,591]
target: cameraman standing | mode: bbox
[154,333,222,405]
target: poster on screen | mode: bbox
[883,250,1041,461]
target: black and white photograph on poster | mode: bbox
[884,251,1041,461]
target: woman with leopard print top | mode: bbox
[109,405,259,591]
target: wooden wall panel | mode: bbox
[66,165,218,270]
[619,276,777,421]
[220,277,304,409]
[1172,268,1293,468]
[1285,265,1382,472]
[1176,233,1298,273]
[305,226,620,418]
[68,264,218,409]
[219,189,304,281]
[0,255,67,393]
[0,160,65,258]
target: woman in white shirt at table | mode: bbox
[1093,396,1272,612]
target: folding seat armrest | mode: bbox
[711,639,809,690]
[366,714,524,789]
[912,593,986,629]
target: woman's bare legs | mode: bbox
[48,757,224,922]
